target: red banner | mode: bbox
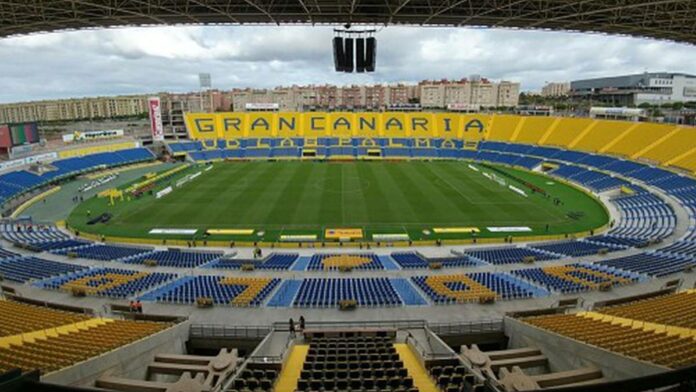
[148,97,164,141]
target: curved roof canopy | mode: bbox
[1,1,695,44]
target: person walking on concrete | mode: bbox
[289,318,296,337]
[299,316,306,332]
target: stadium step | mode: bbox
[631,126,679,159]
[568,120,598,148]
[537,117,562,145]
[665,145,696,166]
[394,343,439,392]
[599,123,639,154]
[378,255,401,270]
[390,278,428,305]
[0,318,113,349]
[291,256,311,271]
[267,280,302,307]
[579,311,696,339]
[509,117,527,142]
[274,344,309,392]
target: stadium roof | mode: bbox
[1,1,695,44]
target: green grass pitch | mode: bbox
[67,160,609,243]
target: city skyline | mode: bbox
[1,25,695,104]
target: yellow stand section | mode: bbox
[0,318,113,349]
[394,343,439,392]
[274,344,309,392]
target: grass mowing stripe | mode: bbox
[370,163,423,223]
[317,164,342,227]
[238,163,297,224]
[66,161,609,242]
[290,163,325,226]
[408,162,479,220]
[264,163,311,225]
[383,163,440,223]
[215,162,279,226]
[342,162,370,226]
[356,162,398,224]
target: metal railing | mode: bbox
[272,319,427,331]
[428,319,503,335]
[405,332,457,361]
[189,319,503,339]
[189,324,272,339]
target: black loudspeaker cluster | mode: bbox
[333,36,376,73]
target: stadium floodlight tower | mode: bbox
[199,72,212,113]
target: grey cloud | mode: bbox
[0,26,694,103]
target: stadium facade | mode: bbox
[571,72,696,106]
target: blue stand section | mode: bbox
[379,255,401,270]
[389,278,427,305]
[291,256,311,271]
[498,273,550,298]
[138,276,195,301]
[267,280,302,307]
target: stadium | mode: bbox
[0,1,695,392]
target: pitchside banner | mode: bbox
[148,97,164,141]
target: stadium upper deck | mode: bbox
[0,1,695,44]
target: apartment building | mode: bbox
[0,95,150,123]
[419,78,520,109]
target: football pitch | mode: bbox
[67,160,609,243]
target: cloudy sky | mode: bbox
[0,25,694,103]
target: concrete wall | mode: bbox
[43,320,191,387]
[503,317,667,381]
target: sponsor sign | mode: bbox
[0,152,57,172]
[508,185,527,197]
[433,227,480,234]
[62,129,124,143]
[325,228,363,240]
[0,158,26,171]
[245,103,279,110]
[468,164,479,172]
[280,234,317,242]
[372,233,410,241]
[9,144,35,158]
[25,152,57,164]
[447,103,480,111]
[487,227,532,233]
[148,97,164,141]
[149,228,198,235]
[206,229,255,235]
[155,186,173,199]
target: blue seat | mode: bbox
[207,253,298,270]
[465,246,558,265]
[0,256,86,283]
[292,278,402,307]
[306,254,385,271]
[124,250,222,268]
[391,252,479,269]
[53,244,153,261]
[39,267,176,298]
[150,276,280,306]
